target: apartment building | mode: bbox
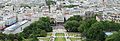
[96,11,120,23]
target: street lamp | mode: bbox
[13,5,23,31]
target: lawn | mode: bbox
[55,33,65,36]
[67,32,81,37]
[55,37,66,41]
[38,38,50,41]
[23,38,34,41]
[70,38,81,41]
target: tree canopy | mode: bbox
[20,3,31,8]
[0,17,52,41]
[22,17,52,39]
[67,15,82,22]
[85,22,106,41]
[78,21,89,33]
[45,0,56,13]
[105,31,120,41]
[64,20,80,32]
[65,14,120,41]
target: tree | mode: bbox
[16,33,24,41]
[105,31,120,41]
[82,21,120,41]
[0,17,53,41]
[78,21,89,33]
[100,21,120,31]
[7,34,15,41]
[90,22,104,30]
[46,0,56,13]
[67,15,82,22]
[36,21,52,32]
[20,3,31,8]
[0,33,6,40]
[32,37,39,41]
[84,22,106,41]
[78,17,97,33]
[85,26,105,41]
[64,20,80,32]
[84,18,97,26]
[39,17,51,23]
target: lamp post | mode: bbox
[13,5,23,31]
[14,5,18,23]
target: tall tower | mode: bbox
[102,0,106,7]
[102,0,105,5]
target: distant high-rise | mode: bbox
[87,0,119,4]
[87,0,103,4]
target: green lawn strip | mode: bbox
[55,37,66,41]
[38,38,50,41]
[68,33,81,37]
[55,33,65,36]
[23,38,34,41]
[70,38,81,41]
